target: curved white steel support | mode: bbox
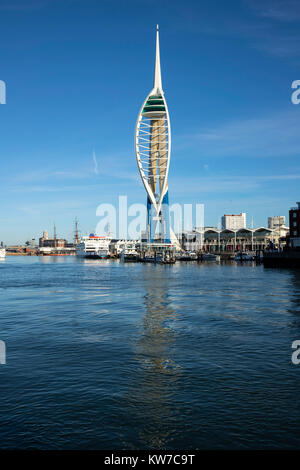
[135,92,171,215]
[135,26,172,243]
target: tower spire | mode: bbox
[153,24,162,93]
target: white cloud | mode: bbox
[170,173,300,196]
[177,109,300,159]
[92,150,98,175]
[246,0,300,23]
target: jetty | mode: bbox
[263,250,300,268]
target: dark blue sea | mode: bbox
[0,256,300,449]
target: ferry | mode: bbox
[76,234,111,259]
[0,247,5,259]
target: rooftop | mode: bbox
[223,213,245,217]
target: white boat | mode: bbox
[120,242,139,262]
[202,253,220,262]
[0,247,5,259]
[234,252,254,261]
[177,251,198,261]
[76,234,111,259]
[114,240,127,257]
[161,252,176,264]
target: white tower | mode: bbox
[135,25,171,243]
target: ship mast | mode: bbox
[74,217,79,245]
[54,223,57,248]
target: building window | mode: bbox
[294,231,298,236]
[294,221,297,227]
[293,212,297,218]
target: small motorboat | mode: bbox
[201,253,220,262]
[161,253,176,264]
[140,253,163,263]
[177,251,198,261]
[234,252,254,262]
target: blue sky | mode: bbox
[0,0,300,243]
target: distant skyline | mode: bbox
[1,0,300,243]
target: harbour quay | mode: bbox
[263,250,300,268]
[263,202,300,268]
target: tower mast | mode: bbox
[153,25,162,93]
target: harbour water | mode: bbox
[0,256,300,449]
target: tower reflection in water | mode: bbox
[124,267,182,449]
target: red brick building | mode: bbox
[39,229,66,248]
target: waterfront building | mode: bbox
[39,230,48,244]
[180,230,204,252]
[25,239,37,247]
[267,217,289,241]
[202,227,282,252]
[289,202,300,248]
[268,216,285,230]
[135,26,175,245]
[39,228,66,248]
[6,245,35,255]
[173,226,281,253]
[221,213,246,230]
[39,237,66,248]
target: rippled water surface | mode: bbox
[0,256,300,449]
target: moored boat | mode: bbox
[140,253,163,263]
[120,242,139,262]
[161,252,176,264]
[177,251,198,261]
[234,252,254,262]
[201,253,220,262]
